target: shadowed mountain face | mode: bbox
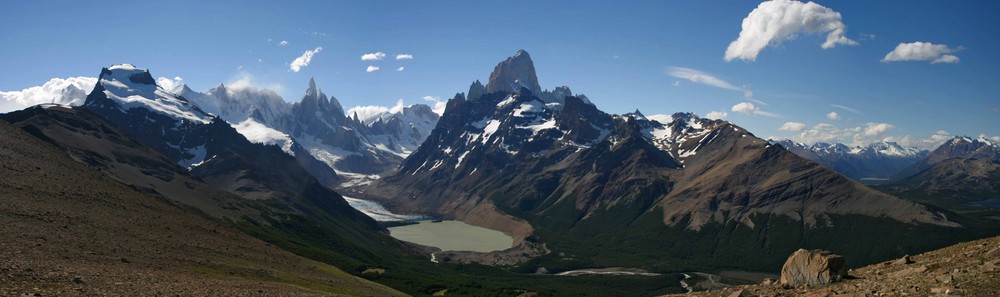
[881,137,1000,208]
[371,50,976,273]
[0,117,405,296]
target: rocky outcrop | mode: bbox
[672,235,1000,297]
[486,49,541,95]
[779,249,847,287]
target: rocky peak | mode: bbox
[486,50,542,95]
[468,80,486,102]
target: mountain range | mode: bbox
[769,139,927,183]
[365,50,990,273]
[2,50,998,295]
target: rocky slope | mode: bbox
[770,139,926,182]
[370,50,977,273]
[0,119,404,296]
[673,234,1000,296]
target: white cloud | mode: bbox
[366,65,380,72]
[361,52,386,61]
[395,54,413,60]
[666,66,760,103]
[924,130,952,146]
[732,102,757,113]
[0,77,98,112]
[789,123,958,149]
[829,104,860,113]
[705,111,728,120]
[862,122,895,137]
[779,122,806,131]
[396,66,405,72]
[226,72,285,95]
[666,66,740,91]
[347,105,389,123]
[882,42,961,64]
[423,95,447,115]
[725,0,858,61]
[289,46,323,72]
[156,76,185,93]
[826,111,840,120]
[279,40,288,46]
[731,102,780,117]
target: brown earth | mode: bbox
[669,235,1000,296]
[0,120,405,296]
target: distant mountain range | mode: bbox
[768,139,927,183]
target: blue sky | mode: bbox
[1,0,998,148]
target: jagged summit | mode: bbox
[308,77,317,90]
[486,50,542,95]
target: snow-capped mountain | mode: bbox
[81,64,339,187]
[894,136,1000,179]
[367,50,958,272]
[174,78,439,176]
[769,139,927,182]
[352,103,439,157]
[885,136,1000,204]
[373,50,952,244]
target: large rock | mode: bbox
[779,249,847,287]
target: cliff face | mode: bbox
[486,49,542,95]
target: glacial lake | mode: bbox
[388,220,513,252]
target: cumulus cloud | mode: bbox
[361,52,386,61]
[779,122,806,131]
[0,77,98,112]
[666,66,740,91]
[347,99,407,124]
[731,102,779,117]
[289,46,323,72]
[279,40,288,46]
[705,111,728,120]
[396,66,405,72]
[826,111,840,120]
[829,104,860,113]
[725,0,858,61]
[366,65,380,72]
[226,72,285,95]
[423,95,447,115]
[862,122,895,137]
[395,54,413,60]
[882,42,961,64]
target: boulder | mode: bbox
[779,249,847,287]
